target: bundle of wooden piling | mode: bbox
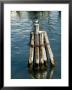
[28,20,55,70]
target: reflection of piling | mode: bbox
[46,66,55,79]
[28,20,55,70]
[28,65,55,79]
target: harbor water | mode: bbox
[11,11,61,79]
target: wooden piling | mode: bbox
[39,31,47,66]
[28,20,55,71]
[28,32,34,65]
[35,33,39,65]
[44,31,55,66]
[34,20,40,67]
[43,46,48,66]
[39,32,44,65]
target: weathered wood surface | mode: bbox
[44,31,55,66]
[35,33,39,65]
[34,21,40,65]
[39,32,47,65]
[43,47,47,62]
[28,20,55,70]
[28,32,34,65]
[39,33,44,64]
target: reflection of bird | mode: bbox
[28,65,55,79]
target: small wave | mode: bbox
[49,39,56,41]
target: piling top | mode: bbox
[34,20,39,33]
[34,20,39,24]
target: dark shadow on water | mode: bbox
[28,11,39,20]
[28,65,55,79]
[16,11,21,18]
[28,11,49,21]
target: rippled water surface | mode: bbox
[11,11,61,79]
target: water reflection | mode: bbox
[28,65,55,79]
